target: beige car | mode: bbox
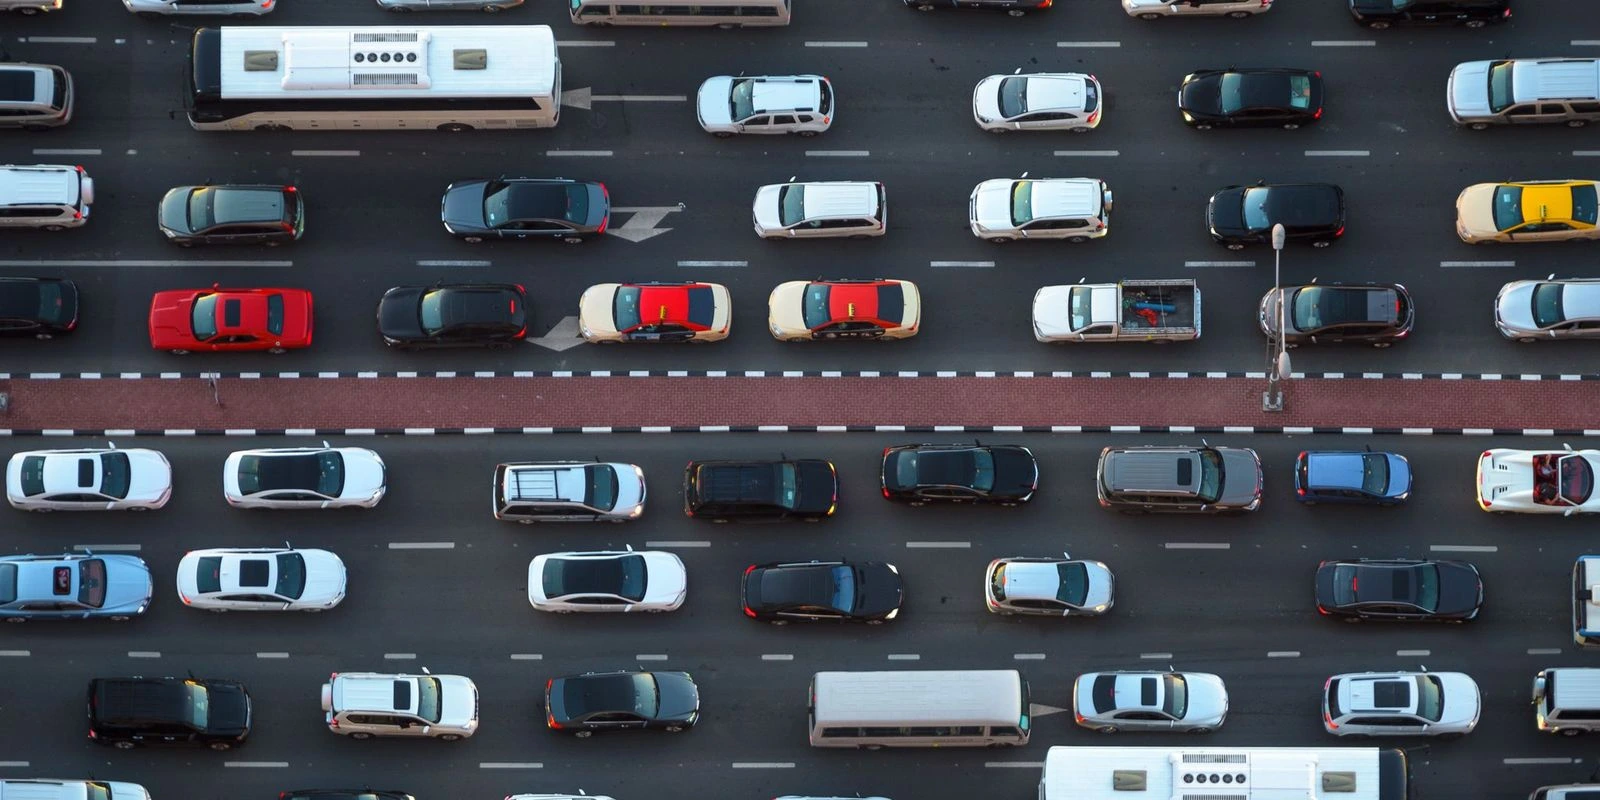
[768,279,921,342]
[1455,180,1600,244]
[1122,0,1272,19]
[579,281,731,344]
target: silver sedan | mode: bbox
[1072,670,1229,733]
[123,0,273,15]
[375,0,522,10]
[1495,276,1600,342]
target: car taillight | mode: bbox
[179,593,191,605]
[73,210,83,220]
[744,605,757,618]
[515,284,526,294]
[1086,110,1099,125]
[882,486,891,499]
[1350,577,1358,592]
[1038,0,1051,6]
[1316,605,1329,616]
[1501,7,1510,16]
[1296,487,1305,497]
[599,183,609,201]
[1313,107,1323,120]
[1334,226,1345,237]
[1074,712,1085,724]
[261,0,273,6]
[283,185,295,193]
[596,214,608,235]
[328,717,338,729]
[547,713,562,729]
[1261,0,1270,6]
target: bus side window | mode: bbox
[863,727,899,737]
[820,727,858,738]
[956,726,984,736]
[990,725,1021,738]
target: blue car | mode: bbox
[0,552,152,621]
[1294,449,1411,506]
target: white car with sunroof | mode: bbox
[177,547,347,612]
[6,445,171,511]
[223,443,386,509]
[973,70,1102,133]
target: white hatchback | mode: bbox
[176,547,347,612]
[696,75,833,137]
[123,0,274,14]
[969,176,1112,242]
[973,71,1102,133]
[223,444,387,509]
[6,445,171,511]
[527,549,687,613]
[753,180,886,239]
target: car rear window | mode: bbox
[267,294,284,335]
[817,79,832,116]
[1287,75,1312,109]
[0,564,16,604]
[0,69,33,102]
[1573,184,1598,225]
[78,558,107,608]
[192,294,219,340]
[1083,80,1098,113]
[49,67,68,113]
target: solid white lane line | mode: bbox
[1528,648,1564,656]
[592,94,687,102]
[1014,653,1047,661]
[291,150,359,157]
[0,651,30,657]
[1305,150,1369,157]
[1431,544,1498,553]
[887,654,921,661]
[1140,652,1173,660]
[732,763,795,769]
[74,543,141,552]
[1185,261,1254,268]
[510,654,543,660]
[645,540,712,548]
[384,653,417,660]
[1267,651,1301,658]
[805,150,870,157]
[805,41,868,48]
[1396,649,1430,657]
[1573,40,1600,46]
[33,148,101,155]
[676,260,746,267]
[1054,150,1119,157]
[0,260,292,268]
[546,150,612,157]
[762,654,794,661]
[388,542,455,549]
[1057,41,1120,48]
[906,541,971,548]
[555,40,615,47]
[22,36,96,43]
[930,261,995,268]
[1575,151,1600,156]
[1164,542,1230,550]
[636,654,669,661]
[1506,757,1577,765]
[224,762,288,768]
[986,762,1045,768]
[128,651,160,658]
[1441,260,1514,267]
[481,762,544,769]
[417,260,491,267]
[256,652,289,659]
[1312,40,1375,46]
[0,762,28,768]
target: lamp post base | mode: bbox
[1262,387,1284,413]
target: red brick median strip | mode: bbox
[2,375,1596,435]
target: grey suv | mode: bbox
[1095,444,1263,513]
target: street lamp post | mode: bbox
[1263,223,1291,412]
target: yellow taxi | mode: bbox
[1455,180,1600,244]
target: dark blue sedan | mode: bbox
[1295,449,1411,506]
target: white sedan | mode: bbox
[5,445,172,511]
[176,547,347,612]
[123,0,274,15]
[1476,446,1600,515]
[973,71,1101,133]
[527,549,686,613]
[984,554,1114,616]
[223,444,386,509]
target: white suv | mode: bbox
[0,164,93,230]
[492,461,646,522]
[322,670,479,740]
[969,176,1111,242]
[1123,0,1272,18]
[753,180,886,239]
[0,780,150,800]
[696,75,833,137]
[973,71,1102,133]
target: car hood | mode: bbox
[1476,449,1535,506]
[578,284,621,337]
[1182,673,1230,725]
[1080,561,1115,610]
[1031,285,1079,338]
[641,551,687,607]
[378,288,426,340]
[1436,672,1482,729]
[1384,454,1412,498]
[1207,187,1248,236]
[158,187,196,235]
[767,281,809,336]
[971,180,1014,230]
[854,562,905,617]
[973,75,1005,121]
[1435,562,1483,616]
[1179,74,1223,116]
[441,181,489,233]
[125,449,173,502]
[793,460,838,514]
[299,549,348,605]
[1449,61,1492,120]
[753,184,785,230]
[103,557,155,612]
[1495,281,1539,331]
[653,671,700,721]
[1455,183,1499,237]
[206,681,252,735]
[990,447,1038,500]
[697,76,735,127]
[610,463,647,515]
[1217,449,1262,508]
[147,292,195,341]
[337,449,386,502]
[437,675,479,727]
[105,782,152,800]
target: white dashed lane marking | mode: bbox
[481,762,544,769]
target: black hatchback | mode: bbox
[0,276,77,338]
[1315,558,1484,622]
[902,0,1052,14]
[440,178,609,244]
[545,670,699,737]
[377,282,527,350]
[1207,181,1345,250]
[1179,68,1324,130]
[158,184,304,247]
[881,443,1039,506]
[742,560,904,624]
[1259,282,1415,347]
[1348,0,1509,29]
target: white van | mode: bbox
[0,780,150,800]
[1574,555,1600,647]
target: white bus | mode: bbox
[808,669,1030,749]
[568,0,791,27]
[186,25,561,131]
[1039,747,1410,800]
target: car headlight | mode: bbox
[1092,604,1108,613]
[883,607,899,620]
[579,324,593,338]
[628,504,644,519]
[1181,112,1195,122]
[769,321,783,336]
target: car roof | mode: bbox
[1305,452,1370,490]
[798,182,879,219]
[1024,74,1087,112]
[754,562,841,606]
[208,185,287,225]
[0,164,79,206]
[819,282,906,325]
[0,64,49,105]
[1341,673,1419,715]
[504,463,588,503]
[1025,179,1103,219]
[748,76,822,113]
[1000,561,1065,602]
[1105,449,1202,493]
[1562,283,1600,320]
[502,181,573,222]
[1511,58,1600,102]
[334,673,417,714]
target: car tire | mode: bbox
[987,237,1013,244]
[1562,728,1585,737]
[268,346,287,354]
[865,619,885,626]
[1312,240,1333,248]
[1225,243,1245,251]
[1138,12,1161,18]
[1342,616,1362,624]
[1068,236,1089,243]
[1070,127,1090,134]
[1372,342,1391,348]
[1568,120,1588,128]
[438,734,463,741]
[349,732,373,740]
[563,236,585,244]
[1468,122,1490,131]
[483,3,502,10]
[1364,20,1391,29]
[1517,336,1539,343]
[253,124,292,132]
[168,349,190,355]
[34,333,52,340]
[1187,727,1213,734]
[574,730,593,738]
[1226,10,1250,16]
[1283,123,1300,130]
[1193,123,1213,130]
[986,127,1007,134]
[208,741,234,751]
[1007,8,1025,15]
[797,131,818,138]
[4,617,25,624]
[177,241,194,248]
[113,741,137,750]
[1097,726,1118,734]
[1303,500,1317,506]
[713,131,734,138]
[41,225,64,232]
[1464,19,1486,27]
[463,236,484,243]
[437,123,474,132]
[387,4,410,9]
[663,725,684,733]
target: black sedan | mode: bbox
[901,0,1053,14]
[0,276,77,339]
[158,184,304,247]
[741,560,904,624]
[545,670,699,737]
[1315,558,1484,622]
[1259,282,1415,347]
[1207,181,1345,250]
[1348,0,1510,29]
[440,177,609,244]
[880,443,1038,506]
[1179,68,1323,130]
[280,792,414,800]
[377,283,527,350]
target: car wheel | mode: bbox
[177,241,194,248]
[263,240,281,247]
[1371,342,1391,349]
[34,333,53,341]
[849,234,870,240]
[1000,501,1019,508]
[4,617,25,624]
[438,734,463,741]
[483,3,501,10]
[17,6,39,12]
[1097,726,1118,734]
[1138,12,1161,19]
[1303,500,1317,506]
[987,237,1013,244]
[1365,20,1391,29]
[168,349,190,355]
[22,124,51,132]
[489,341,515,351]
[1193,123,1213,130]
[914,2,934,9]
[1518,336,1539,343]
[303,607,325,613]
[437,123,474,132]
[1463,19,1486,27]
[1568,119,1588,128]
[663,725,684,733]
[908,501,924,507]
[387,4,410,9]
[1187,727,1213,734]
[1068,236,1089,244]
[208,607,228,614]
[769,619,789,626]
[713,131,734,138]
[574,730,593,738]
[1468,122,1490,131]
[986,127,1007,134]
[253,124,291,132]
[865,619,885,626]
[1226,9,1250,16]
[1562,728,1585,737]
[349,732,373,740]
[796,130,818,138]
[113,741,137,750]
[862,744,884,751]
[41,225,64,232]
[1342,616,1362,624]
[208,741,233,751]
[563,236,585,245]
[1283,123,1300,130]
[268,346,287,354]
[1225,243,1245,251]
[462,236,484,244]
[1007,8,1025,15]
[1070,127,1091,134]
[1438,732,1464,740]
[1312,240,1333,248]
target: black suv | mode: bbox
[682,459,837,522]
[1207,181,1345,250]
[0,276,78,338]
[1349,0,1509,29]
[377,282,528,350]
[87,676,251,750]
[880,443,1039,506]
[901,0,1052,15]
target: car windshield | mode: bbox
[78,558,107,608]
[184,681,209,729]
[1487,61,1515,113]
[829,565,858,612]
[1241,187,1272,232]
[1561,455,1596,505]
[274,552,306,599]
[1415,675,1445,722]
[1161,674,1189,719]
[1492,185,1524,231]
[1068,287,1093,331]
[1412,563,1441,611]
[998,76,1028,118]
[416,676,444,723]
[1531,283,1566,327]
[85,784,111,800]
[1011,181,1035,227]
[971,449,996,492]
[778,184,807,227]
[1218,72,1245,114]
[801,284,832,330]
[613,286,643,331]
[778,462,799,510]
[191,293,219,340]
[1360,453,1390,496]
[585,464,619,511]
[0,564,16,604]
[730,78,756,121]
[99,451,131,499]
[187,188,216,230]
[1196,449,1224,504]
[1057,562,1089,605]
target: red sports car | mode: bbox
[148,285,313,354]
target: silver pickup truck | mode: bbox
[1032,278,1201,343]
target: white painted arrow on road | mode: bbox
[561,87,688,111]
[607,205,683,243]
[1029,703,1070,718]
[526,315,586,352]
